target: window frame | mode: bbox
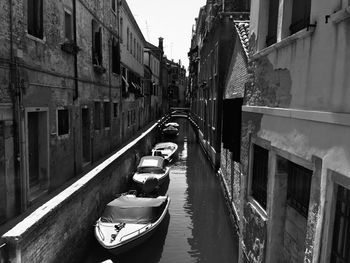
[27,0,44,39]
[248,137,271,218]
[94,101,101,131]
[56,107,70,138]
[103,101,111,129]
[320,170,350,263]
[64,8,73,42]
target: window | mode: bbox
[290,0,312,35]
[120,18,123,42]
[113,103,118,117]
[28,0,43,39]
[251,144,269,209]
[127,28,129,50]
[266,0,279,46]
[64,10,73,41]
[286,159,312,217]
[331,185,350,262]
[222,98,242,161]
[111,0,116,12]
[130,33,133,54]
[112,38,120,74]
[104,102,110,128]
[57,109,69,136]
[127,111,130,127]
[92,20,102,66]
[133,38,136,57]
[94,102,101,130]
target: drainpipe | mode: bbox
[73,0,78,101]
[72,0,78,175]
[9,0,25,212]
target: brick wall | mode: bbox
[3,121,160,263]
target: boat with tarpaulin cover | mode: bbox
[94,193,170,255]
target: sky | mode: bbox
[126,0,207,71]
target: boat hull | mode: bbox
[95,197,170,255]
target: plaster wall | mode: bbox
[120,8,144,77]
[250,0,350,113]
[259,115,350,176]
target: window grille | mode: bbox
[286,160,312,217]
[251,144,269,209]
[331,185,350,263]
[57,109,69,136]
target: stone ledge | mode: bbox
[250,27,315,61]
[243,106,350,127]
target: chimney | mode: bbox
[158,37,164,52]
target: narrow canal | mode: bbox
[84,118,238,263]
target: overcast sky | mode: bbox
[126,0,206,71]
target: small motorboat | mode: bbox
[164,122,179,128]
[152,142,178,161]
[162,125,179,136]
[95,192,170,255]
[132,156,170,190]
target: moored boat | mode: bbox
[151,142,178,161]
[162,125,179,136]
[132,156,170,189]
[94,193,170,255]
[164,122,179,128]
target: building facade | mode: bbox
[144,40,163,120]
[119,0,146,138]
[189,0,249,168]
[240,0,350,262]
[166,59,187,108]
[0,0,159,233]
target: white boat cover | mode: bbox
[137,156,164,169]
[101,195,167,224]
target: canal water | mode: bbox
[84,118,238,263]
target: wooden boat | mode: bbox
[151,142,178,161]
[132,156,170,189]
[162,125,179,136]
[94,193,170,255]
[164,122,179,128]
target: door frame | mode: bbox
[24,107,50,205]
[81,105,92,166]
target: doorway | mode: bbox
[81,108,91,164]
[26,109,49,200]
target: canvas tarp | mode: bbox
[101,195,167,224]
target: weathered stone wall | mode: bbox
[2,122,160,263]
